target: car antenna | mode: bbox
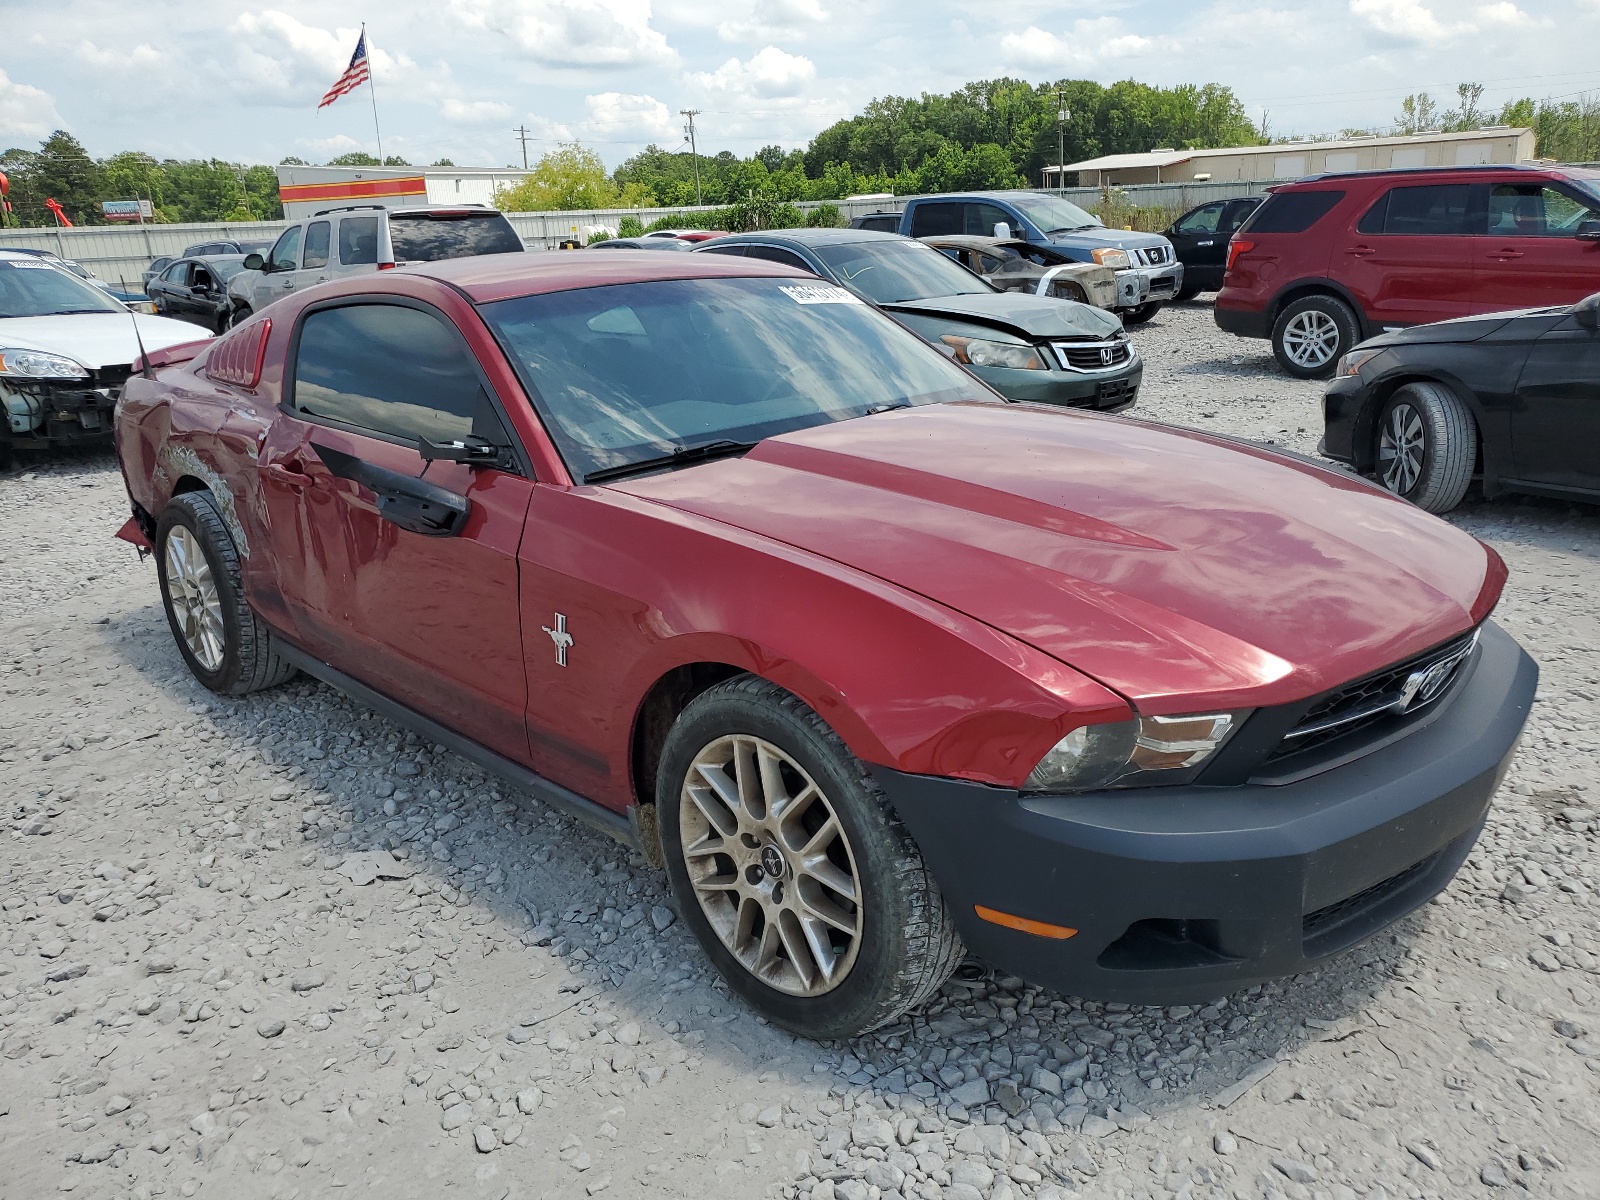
[130,307,154,379]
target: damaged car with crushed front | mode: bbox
[113,250,1535,1039]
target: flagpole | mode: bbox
[365,24,385,163]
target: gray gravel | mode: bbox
[3,300,1598,1198]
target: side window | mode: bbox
[291,304,497,444]
[338,215,381,265]
[968,204,1018,237]
[1222,200,1259,233]
[303,221,331,269]
[1363,185,1474,236]
[909,203,962,238]
[162,263,190,285]
[1487,184,1600,236]
[743,245,815,272]
[977,254,1005,274]
[269,226,302,272]
[192,266,215,291]
[1176,203,1225,235]
[696,244,747,257]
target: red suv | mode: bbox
[1216,164,1600,377]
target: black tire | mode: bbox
[1122,301,1163,325]
[657,675,963,1040]
[1374,382,1477,513]
[155,491,297,695]
[1270,293,1359,379]
[1175,286,1201,303]
[225,305,251,331]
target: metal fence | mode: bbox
[0,181,1273,289]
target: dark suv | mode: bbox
[1215,164,1600,377]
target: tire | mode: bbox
[1174,286,1201,303]
[155,491,297,695]
[1122,301,1163,325]
[657,675,963,1040]
[1374,382,1477,513]
[225,305,251,331]
[1271,294,1359,379]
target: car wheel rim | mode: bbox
[679,734,863,997]
[164,525,226,672]
[1378,402,1426,495]
[1282,310,1340,368]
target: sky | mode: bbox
[2,0,1598,170]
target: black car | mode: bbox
[142,256,174,292]
[146,255,249,333]
[694,228,1141,410]
[1163,196,1262,300]
[1323,291,1600,512]
[182,239,273,259]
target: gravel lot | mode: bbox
[3,299,1598,1200]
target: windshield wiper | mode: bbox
[1044,225,1100,236]
[584,438,758,484]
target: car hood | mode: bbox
[1045,227,1170,252]
[615,402,1500,712]
[1361,305,1568,349]
[885,292,1123,339]
[0,313,209,369]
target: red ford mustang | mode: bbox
[114,251,1536,1039]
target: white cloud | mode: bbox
[0,68,61,143]
[75,41,162,71]
[690,46,816,98]
[449,0,676,68]
[584,92,677,139]
[227,11,432,105]
[442,97,514,124]
[1347,0,1453,39]
[299,133,366,156]
[717,0,828,43]
[999,19,1159,68]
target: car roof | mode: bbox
[1275,163,1576,188]
[710,228,908,247]
[182,255,248,265]
[411,248,812,303]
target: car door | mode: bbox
[188,263,225,328]
[1167,202,1228,289]
[1340,182,1479,327]
[1475,181,1600,312]
[1509,301,1600,493]
[151,262,191,319]
[257,298,535,760]
[255,224,303,310]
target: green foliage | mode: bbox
[713,195,806,233]
[618,215,646,237]
[586,229,611,245]
[805,203,844,228]
[494,142,658,211]
[327,151,381,166]
[1499,93,1600,162]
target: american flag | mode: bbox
[318,31,371,109]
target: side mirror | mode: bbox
[993,222,1011,239]
[1577,219,1600,242]
[243,253,265,271]
[418,434,503,467]
[1574,292,1600,331]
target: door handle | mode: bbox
[283,280,296,289]
[1197,240,1213,247]
[1491,249,1525,260]
[264,461,315,489]
[1345,246,1376,257]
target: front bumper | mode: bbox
[1322,373,1370,467]
[1116,263,1183,306]
[971,355,1142,413]
[874,620,1535,1004]
[3,379,120,449]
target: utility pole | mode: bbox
[680,109,702,206]
[1054,88,1070,196]
[514,126,532,170]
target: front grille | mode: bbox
[1268,629,1478,763]
[1147,274,1177,296]
[1137,246,1170,266]
[1054,340,1132,372]
[1302,850,1440,952]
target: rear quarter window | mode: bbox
[389,212,523,261]
[1241,190,1346,234]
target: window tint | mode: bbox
[1175,203,1225,235]
[1359,184,1474,236]
[338,215,381,264]
[269,226,302,271]
[1244,190,1345,233]
[303,221,331,269]
[968,203,1017,237]
[1487,184,1600,236]
[696,244,746,257]
[162,263,189,285]
[388,212,522,261]
[909,202,962,237]
[291,304,495,444]
[742,245,814,272]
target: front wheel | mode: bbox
[1122,301,1163,325]
[1375,382,1477,513]
[1271,294,1359,379]
[657,676,963,1040]
[225,305,252,331]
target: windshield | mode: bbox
[481,276,986,481]
[204,260,248,281]
[1005,195,1103,235]
[811,239,991,304]
[0,260,125,317]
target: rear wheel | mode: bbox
[657,675,962,1040]
[1122,301,1163,325]
[1375,382,1477,513]
[1271,294,1359,379]
[156,491,296,695]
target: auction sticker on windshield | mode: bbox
[780,284,862,305]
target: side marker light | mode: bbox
[974,905,1078,940]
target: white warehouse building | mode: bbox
[275,164,533,221]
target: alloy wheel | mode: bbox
[1378,402,1426,495]
[1280,309,1341,369]
[678,734,863,997]
[164,525,225,671]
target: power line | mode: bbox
[513,125,532,170]
[680,110,702,205]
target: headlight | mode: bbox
[0,348,90,380]
[1091,248,1131,269]
[126,301,157,315]
[1336,348,1383,378]
[1026,712,1242,792]
[940,335,1047,370]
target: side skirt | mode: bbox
[271,638,638,851]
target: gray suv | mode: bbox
[227,205,524,327]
